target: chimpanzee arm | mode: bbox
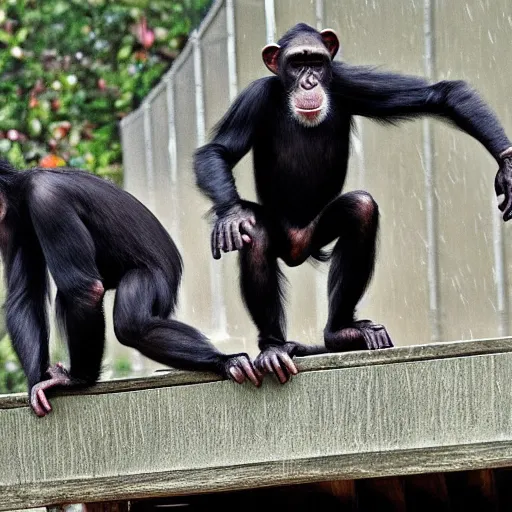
[334,62,512,219]
[333,63,512,161]
[194,77,276,258]
[5,245,49,389]
[194,77,275,215]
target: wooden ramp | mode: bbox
[2,338,512,510]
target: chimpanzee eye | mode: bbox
[310,60,324,69]
[290,61,305,69]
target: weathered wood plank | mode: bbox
[2,337,511,410]
[3,442,512,509]
[2,339,512,509]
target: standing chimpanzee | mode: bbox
[194,23,512,384]
[0,159,260,417]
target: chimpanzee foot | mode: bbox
[29,363,73,417]
[324,320,394,352]
[254,343,300,384]
[224,353,262,387]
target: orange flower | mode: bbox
[39,154,66,168]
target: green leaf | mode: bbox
[117,45,132,61]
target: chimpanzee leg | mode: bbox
[27,290,108,416]
[239,217,286,345]
[55,290,106,384]
[28,186,107,416]
[113,269,260,386]
[312,191,393,351]
[240,207,326,383]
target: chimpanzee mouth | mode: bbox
[294,94,324,112]
[295,106,323,113]
[291,90,329,126]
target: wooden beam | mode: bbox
[1,338,512,510]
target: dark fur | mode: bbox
[0,161,241,394]
[194,22,511,361]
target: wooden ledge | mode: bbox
[1,337,512,509]
[3,337,512,410]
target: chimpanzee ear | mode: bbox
[262,44,281,74]
[320,29,339,59]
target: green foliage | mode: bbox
[112,354,133,378]
[0,0,212,182]
[0,334,26,394]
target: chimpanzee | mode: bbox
[194,23,512,384]
[0,159,260,417]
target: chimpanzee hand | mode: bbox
[224,353,262,387]
[30,362,72,417]
[495,156,512,221]
[211,204,256,259]
[254,343,299,384]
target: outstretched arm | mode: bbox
[333,62,512,218]
[194,77,275,258]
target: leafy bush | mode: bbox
[0,0,213,393]
[0,0,212,182]
[0,334,26,394]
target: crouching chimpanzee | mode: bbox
[0,160,260,417]
[194,23,512,384]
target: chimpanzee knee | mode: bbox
[241,223,271,267]
[58,279,104,313]
[114,313,144,349]
[351,191,379,224]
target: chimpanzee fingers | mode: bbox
[379,329,394,349]
[495,172,505,197]
[504,204,512,222]
[241,220,256,238]
[217,223,228,253]
[30,390,45,417]
[211,227,221,259]
[241,220,256,246]
[263,357,273,375]
[279,352,298,376]
[30,386,51,417]
[500,191,512,219]
[37,389,52,413]
[30,400,46,417]
[497,185,509,211]
[231,222,244,250]
[239,358,261,387]
[228,366,245,384]
[254,354,269,374]
[219,223,232,252]
[494,173,512,219]
[270,354,289,384]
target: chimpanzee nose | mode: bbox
[301,75,318,90]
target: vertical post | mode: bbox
[315,0,324,30]
[264,0,275,44]
[166,78,178,186]
[492,190,509,336]
[192,31,206,148]
[193,29,228,338]
[143,102,156,211]
[226,0,238,101]
[422,0,441,342]
[165,76,181,245]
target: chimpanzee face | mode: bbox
[262,29,339,127]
